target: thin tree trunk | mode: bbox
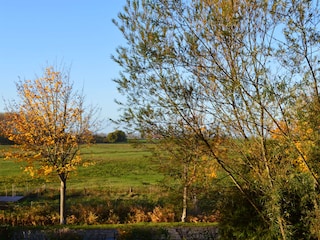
[60,179,66,225]
[181,184,187,223]
[181,164,188,223]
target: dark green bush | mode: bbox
[0,226,13,240]
[217,187,270,240]
[106,130,127,143]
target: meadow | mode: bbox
[0,144,163,196]
[0,143,220,239]
[2,143,206,226]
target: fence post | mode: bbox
[12,184,15,197]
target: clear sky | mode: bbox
[0,0,127,133]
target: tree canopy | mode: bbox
[1,65,97,224]
[106,130,127,143]
[113,0,320,238]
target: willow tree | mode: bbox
[2,66,96,224]
[113,0,320,238]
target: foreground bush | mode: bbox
[0,188,218,226]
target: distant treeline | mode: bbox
[93,130,128,143]
[0,111,127,145]
[0,130,138,145]
[0,133,128,145]
[0,131,128,145]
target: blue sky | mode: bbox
[0,0,127,133]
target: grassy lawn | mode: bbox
[73,144,160,190]
[0,143,163,195]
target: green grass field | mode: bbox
[0,144,163,195]
[0,143,219,228]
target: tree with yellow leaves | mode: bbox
[1,65,97,224]
[148,120,218,222]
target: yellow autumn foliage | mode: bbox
[0,65,94,181]
[271,118,319,173]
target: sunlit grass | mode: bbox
[0,143,163,195]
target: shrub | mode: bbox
[106,130,127,143]
[0,226,12,240]
[148,206,175,223]
[127,207,149,223]
[217,187,269,240]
